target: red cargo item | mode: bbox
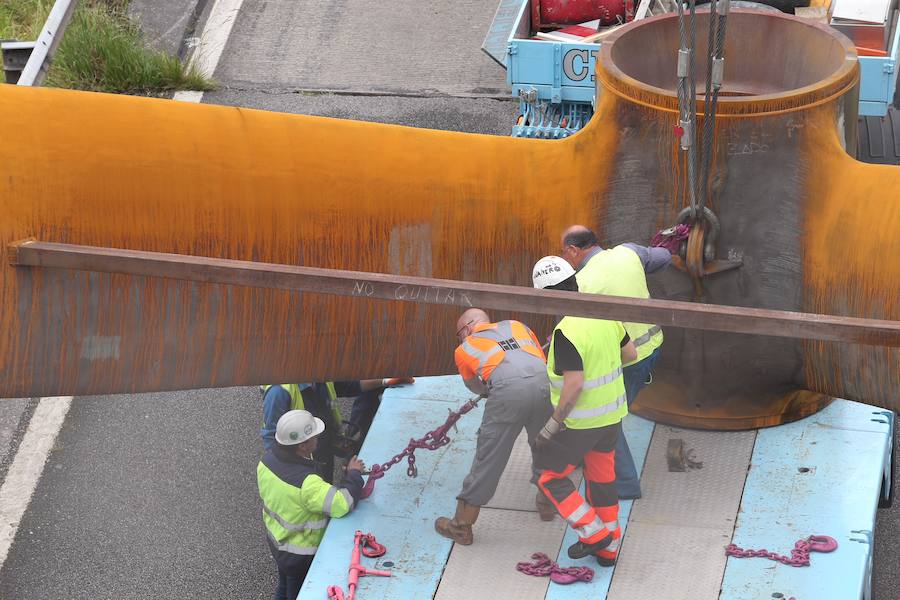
[533,0,635,31]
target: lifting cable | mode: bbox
[675,0,700,219]
[698,0,730,215]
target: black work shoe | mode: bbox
[567,532,613,559]
[596,553,617,567]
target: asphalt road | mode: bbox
[0,0,898,599]
[0,2,516,598]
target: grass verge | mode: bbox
[1,0,214,94]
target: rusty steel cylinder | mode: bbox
[0,10,898,429]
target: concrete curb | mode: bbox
[128,0,211,58]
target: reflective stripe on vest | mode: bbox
[263,505,328,532]
[460,338,503,370]
[547,316,628,429]
[576,246,663,364]
[266,531,318,556]
[632,325,662,348]
[322,486,355,516]
[258,460,333,555]
[549,366,622,390]
[459,320,543,381]
[568,393,627,420]
[325,382,337,402]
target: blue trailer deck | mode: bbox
[300,376,892,599]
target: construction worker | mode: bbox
[345,376,415,441]
[560,225,670,500]
[434,308,556,545]
[532,255,638,567]
[257,409,366,599]
[261,380,410,482]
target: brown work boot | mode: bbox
[535,491,556,521]
[434,500,480,545]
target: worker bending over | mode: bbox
[435,308,555,545]
[261,379,410,482]
[532,256,637,566]
[257,410,366,599]
[561,225,670,499]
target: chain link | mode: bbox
[516,552,594,584]
[360,395,483,498]
[725,535,837,568]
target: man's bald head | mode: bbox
[561,225,598,249]
[561,225,600,269]
[456,308,490,341]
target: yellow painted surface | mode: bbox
[0,84,616,395]
[1,10,898,425]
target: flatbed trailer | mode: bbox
[301,377,893,599]
[483,0,900,139]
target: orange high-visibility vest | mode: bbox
[454,320,545,383]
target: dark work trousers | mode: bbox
[300,387,339,484]
[535,422,622,544]
[266,536,314,600]
[615,347,661,498]
[457,369,552,506]
[348,388,383,440]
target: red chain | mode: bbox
[725,535,837,568]
[360,395,482,498]
[516,552,594,585]
[359,532,387,558]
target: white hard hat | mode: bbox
[275,410,325,445]
[532,255,576,289]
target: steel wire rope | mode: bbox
[699,0,730,215]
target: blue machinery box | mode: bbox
[483,0,900,138]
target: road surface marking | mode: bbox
[0,396,72,569]
[173,0,246,103]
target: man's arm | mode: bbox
[553,370,585,423]
[616,322,637,364]
[455,347,489,395]
[301,468,365,519]
[622,242,672,274]
[261,387,292,443]
[621,340,638,365]
[462,378,488,395]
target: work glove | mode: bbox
[535,417,563,451]
[382,377,415,387]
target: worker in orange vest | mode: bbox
[434,308,555,545]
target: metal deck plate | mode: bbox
[547,414,656,600]
[434,507,566,600]
[485,432,583,512]
[720,400,892,600]
[484,431,541,512]
[300,376,483,599]
[607,427,757,600]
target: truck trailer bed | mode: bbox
[301,377,891,599]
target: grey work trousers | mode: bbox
[457,371,552,506]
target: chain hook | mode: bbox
[806,535,838,553]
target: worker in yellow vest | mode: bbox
[257,409,366,599]
[560,225,671,500]
[261,380,411,481]
[532,256,637,566]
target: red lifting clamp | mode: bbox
[327,531,391,600]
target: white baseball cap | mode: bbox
[532,255,576,289]
[275,410,325,445]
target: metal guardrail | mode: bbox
[1,0,77,86]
